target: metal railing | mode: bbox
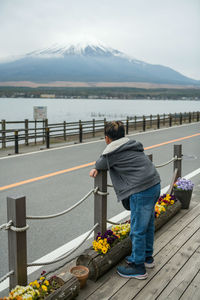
[1,112,199,153]
[0,144,182,292]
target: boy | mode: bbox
[90,121,160,279]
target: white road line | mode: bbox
[1,166,200,293]
[0,122,199,160]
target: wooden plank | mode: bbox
[180,270,200,300]
[113,228,200,300]
[157,246,200,299]
[79,208,200,300]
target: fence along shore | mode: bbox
[0,111,199,153]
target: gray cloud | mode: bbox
[0,0,199,79]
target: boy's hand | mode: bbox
[90,168,98,178]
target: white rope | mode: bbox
[26,188,95,220]
[155,156,182,168]
[0,270,14,283]
[0,220,29,232]
[107,184,114,188]
[107,220,120,225]
[27,223,99,267]
[94,187,109,196]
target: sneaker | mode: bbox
[117,263,148,279]
[125,256,155,269]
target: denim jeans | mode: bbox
[129,183,161,265]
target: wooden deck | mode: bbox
[76,189,200,300]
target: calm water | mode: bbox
[0,98,199,123]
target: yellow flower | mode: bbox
[170,200,174,204]
[44,280,49,286]
[41,285,48,292]
[40,277,45,280]
[102,247,108,254]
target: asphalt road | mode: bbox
[0,122,200,281]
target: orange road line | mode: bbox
[0,132,199,191]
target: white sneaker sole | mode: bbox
[117,270,148,280]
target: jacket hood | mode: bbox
[102,137,144,155]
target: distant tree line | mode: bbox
[0,86,200,99]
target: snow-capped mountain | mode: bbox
[0,42,198,85]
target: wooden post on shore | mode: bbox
[143,116,146,131]
[94,171,107,237]
[169,114,172,127]
[163,114,165,126]
[79,120,82,143]
[126,117,129,135]
[14,131,19,154]
[7,196,27,290]
[157,114,160,129]
[46,127,50,148]
[189,112,191,123]
[197,111,199,122]
[180,113,182,125]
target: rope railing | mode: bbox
[0,270,14,284]
[155,156,182,168]
[27,223,99,267]
[0,220,29,232]
[26,188,95,220]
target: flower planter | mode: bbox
[154,199,182,230]
[77,200,182,281]
[173,189,193,209]
[44,272,80,300]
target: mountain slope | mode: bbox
[0,43,198,85]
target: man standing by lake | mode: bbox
[90,121,161,279]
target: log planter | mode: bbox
[44,273,80,300]
[77,199,182,281]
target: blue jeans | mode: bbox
[129,183,160,265]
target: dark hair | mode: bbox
[104,121,125,140]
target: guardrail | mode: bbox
[0,112,199,153]
[0,144,183,292]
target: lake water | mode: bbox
[0,98,199,123]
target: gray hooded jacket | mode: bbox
[95,137,160,202]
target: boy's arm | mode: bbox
[95,155,108,170]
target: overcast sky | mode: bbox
[0,0,199,80]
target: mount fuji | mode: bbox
[0,42,199,86]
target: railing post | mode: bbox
[197,111,199,122]
[180,112,182,125]
[143,115,146,131]
[46,127,50,148]
[173,144,182,181]
[63,121,66,141]
[157,114,160,129]
[94,170,107,237]
[126,117,129,135]
[93,119,95,137]
[2,119,6,148]
[79,121,82,143]
[150,114,152,128]
[189,112,191,123]
[134,116,137,130]
[7,196,27,290]
[163,113,165,126]
[25,119,29,146]
[169,114,172,127]
[15,130,19,154]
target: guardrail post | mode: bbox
[150,114,152,128]
[134,116,137,130]
[197,111,199,122]
[180,113,182,125]
[93,119,95,137]
[157,114,160,129]
[163,114,165,126]
[126,117,129,134]
[143,116,146,131]
[79,121,82,143]
[189,112,191,123]
[25,119,29,145]
[173,144,182,181]
[94,170,107,237]
[7,196,27,290]
[169,114,172,127]
[63,121,66,141]
[46,127,50,148]
[15,130,19,154]
[2,119,6,148]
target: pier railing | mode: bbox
[0,144,183,292]
[0,112,199,152]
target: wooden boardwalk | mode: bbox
[76,189,200,300]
